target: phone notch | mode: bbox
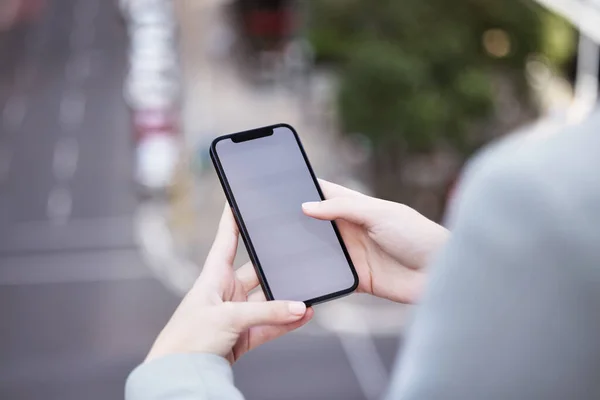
[231,127,274,143]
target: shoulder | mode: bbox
[448,111,600,232]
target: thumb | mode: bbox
[225,301,307,331]
[302,197,379,228]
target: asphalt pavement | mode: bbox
[0,1,180,398]
[0,1,402,399]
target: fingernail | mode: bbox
[302,202,319,211]
[288,302,306,316]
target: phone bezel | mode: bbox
[209,123,359,306]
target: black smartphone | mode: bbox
[210,123,358,306]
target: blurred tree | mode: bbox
[309,0,575,217]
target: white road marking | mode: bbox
[47,187,72,224]
[59,91,86,128]
[15,215,133,231]
[65,52,92,82]
[4,215,136,255]
[2,95,27,130]
[70,24,96,50]
[327,305,390,400]
[0,269,151,286]
[340,334,390,400]
[15,65,35,89]
[75,0,100,23]
[318,299,409,335]
[53,137,78,181]
[0,250,151,285]
[134,201,200,296]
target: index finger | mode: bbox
[318,179,364,200]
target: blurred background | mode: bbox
[0,0,598,399]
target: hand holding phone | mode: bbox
[210,124,358,305]
[145,205,313,365]
[303,180,449,304]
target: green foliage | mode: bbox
[310,0,575,153]
[540,12,577,66]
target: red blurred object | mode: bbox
[18,0,44,22]
[131,109,181,191]
[235,0,297,52]
[0,0,45,31]
[131,109,179,142]
[246,10,294,37]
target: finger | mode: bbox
[223,300,307,332]
[247,290,266,302]
[248,307,315,351]
[318,179,364,199]
[302,196,381,228]
[205,203,239,268]
[235,262,259,294]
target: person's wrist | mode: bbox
[411,224,449,301]
[145,323,209,363]
[145,332,182,363]
[414,217,450,270]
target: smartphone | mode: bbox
[210,123,358,306]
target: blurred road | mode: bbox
[0,1,402,399]
[0,1,180,398]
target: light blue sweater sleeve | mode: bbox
[125,353,244,400]
[385,113,600,399]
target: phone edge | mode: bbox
[210,137,276,302]
[279,123,360,306]
[210,123,359,307]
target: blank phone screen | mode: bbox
[214,126,356,302]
